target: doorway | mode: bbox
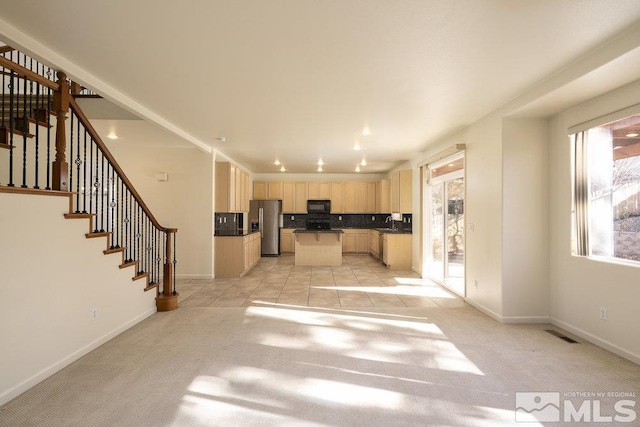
[425,154,465,296]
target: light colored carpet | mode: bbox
[1,302,639,426]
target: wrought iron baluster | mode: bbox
[88,134,94,215]
[75,114,81,211]
[93,145,100,232]
[21,73,27,188]
[100,152,105,232]
[82,129,87,212]
[173,233,177,294]
[127,191,133,263]
[7,72,14,186]
[33,79,40,189]
[45,72,51,190]
[69,113,74,203]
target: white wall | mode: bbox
[501,118,550,321]
[106,143,214,279]
[549,80,640,363]
[0,191,156,405]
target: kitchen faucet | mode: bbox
[385,215,397,230]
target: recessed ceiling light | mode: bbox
[216,136,227,142]
[317,166,323,172]
[353,144,361,151]
[317,159,324,166]
[362,128,371,136]
[107,133,118,140]
[614,146,623,150]
[627,133,639,137]
[355,166,361,172]
[274,160,281,165]
[448,163,454,167]
[360,159,367,166]
[280,166,286,172]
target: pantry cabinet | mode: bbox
[216,162,249,212]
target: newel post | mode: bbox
[156,228,179,311]
[52,72,70,191]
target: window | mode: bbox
[572,113,640,262]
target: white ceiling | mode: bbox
[2,1,640,174]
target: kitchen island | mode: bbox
[293,229,344,266]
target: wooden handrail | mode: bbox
[0,56,58,90]
[0,46,15,54]
[68,97,171,233]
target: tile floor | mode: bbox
[178,254,466,308]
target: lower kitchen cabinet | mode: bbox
[369,229,381,260]
[281,229,295,253]
[342,229,369,253]
[215,232,261,277]
[382,233,412,270]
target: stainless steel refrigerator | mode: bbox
[249,200,283,256]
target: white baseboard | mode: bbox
[0,308,156,406]
[550,317,640,365]
[464,299,504,322]
[501,315,550,324]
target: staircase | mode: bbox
[0,46,179,311]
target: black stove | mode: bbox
[306,215,331,230]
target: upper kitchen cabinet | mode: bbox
[330,182,343,213]
[366,182,376,213]
[282,181,295,212]
[376,179,391,213]
[308,181,331,199]
[253,181,284,200]
[282,181,308,213]
[216,162,250,212]
[390,170,412,213]
[294,182,308,213]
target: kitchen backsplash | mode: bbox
[282,213,412,230]
[215,212,243,232]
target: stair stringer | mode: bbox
[0,190,156,406]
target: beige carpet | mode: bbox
[1,300,639,426]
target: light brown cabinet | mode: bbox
[330,182,343,213]
[216,162,249,212]
[294,182,308,213]
[342,229,357,253]
[391,170,412,213]
[254,180,380,213]
[343,182,355,213]
[382,233,412,270]
[342,229,369,253]
[281,229,295,253]
[268,181,284,200]
[253,181,266,199]
[215,232,261,277]
[308,181,331,199]
[366,182,376,213]
[369,229,381,260]
[376,179,391,213]
[357,229,369,253]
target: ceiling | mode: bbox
[2,1,640,174]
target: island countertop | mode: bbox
[293,229,345,234]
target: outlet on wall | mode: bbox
[600,307,607,320]
[474,279,478,289]
[91,307,98,321]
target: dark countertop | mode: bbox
[293,229,345,234]
[214,230,260,237]
[286,227,411,234]
[374,228,413,234]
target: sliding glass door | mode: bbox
[426,154,465,296]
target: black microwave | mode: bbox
[307,199,331,214]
